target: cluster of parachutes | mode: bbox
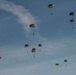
[24,4,54,57]
[48,4,75,29]
[24,44,42,57]
[69,12,75,29]
[24,23,43,57]
[24,4,75,59]
[55,59,68,70]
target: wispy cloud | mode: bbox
[0,36,76,75]
[0,56,76,75]
[0,37,76,66]
[0,1,56,47]
[0,0,48,43]
[0,0,36,32]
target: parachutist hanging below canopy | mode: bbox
[38,44,42,52]
[55,63,59,70]
[29,24,36,35]
[69,12,75,16]
[64,59,68,66]
[69,19,75,29]
[31,48,36,57]
[48,4,54,15]
[24,44,29,53]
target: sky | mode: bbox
[0,0,76,75]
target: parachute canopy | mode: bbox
[64,59,68,62]
[32,48,36,53]
[69,19,75,22]
[24,44,29,47]
[69,12,75,16]
[48,4,54,8]
[55,63,59,66]
[38,44,42,47]
[29,24,36,28]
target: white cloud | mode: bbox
[0,56,76,75]
[0,0,37,32]
[0,37,76,66]
[0,0,48,44]
[0,37,76,75]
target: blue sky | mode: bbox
[0,0,76,75]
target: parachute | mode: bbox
[64,59,68,66]
[38,44,42,52]
[38,44,42,47]
[69,19,75,29]
[64,59,68,62]
[48,4,54,8]
[24,44,29,47]
[69,11,75,29]
[48,4,54,15]
[31,48,36,57]
[32,48,36,53]
[29,24,36,28]
[55,63,59,70]
[69,12,75,16]
[55,63,59,66]
[24,44,29,53]
[69,19,75,22]
[29,24,36,35]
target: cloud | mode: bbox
[0,56,76,75]
[0,37,76,67]
[0,0,37,32]
[0,0,55,47]
[0,0,48,43]
[0,37,76,75]
[0,1,76,75]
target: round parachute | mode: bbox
[69,19,75,22]
[24,44,29,53]
[69,12,75,16]
[31,48,36,53]
[24,44,29,47]
[48,4,54,15]
[48,4,54,8]
[29,24,36,28]
[64,59,68,66]
[38,44,42,47]
[64,59,68,62]
[31,48,36,57]
[69,19,75,29]
[55,63,59,70]
[55,63,59,66]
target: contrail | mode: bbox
[0,0,36,32]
